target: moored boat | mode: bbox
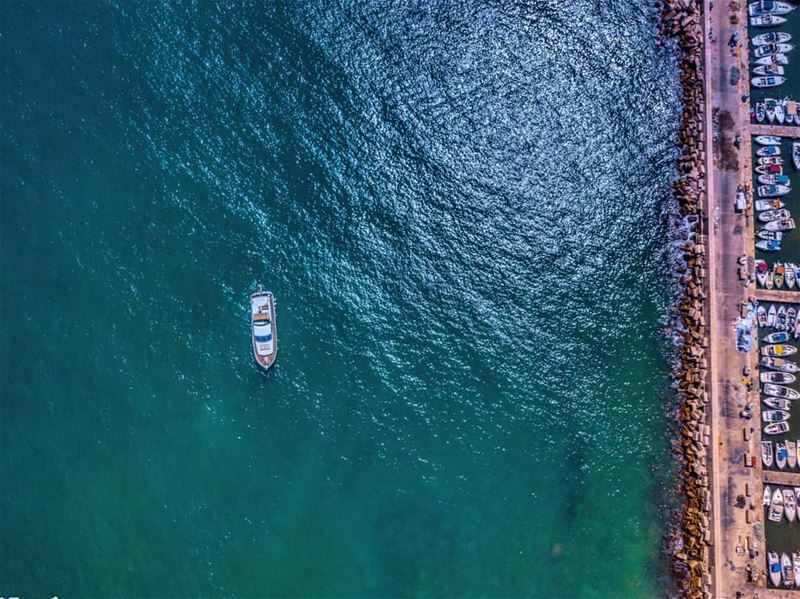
[756,163,783,175]
[758,155,784,165]
[783,552,796,587]
[794,142,800,170]
[754,43,795,57]
[763,440,775,467]
[765,484,773,506]
[776,263,786,288]
[751,14,788,26]
[770,552,782,587]
[758,184,791,197]
[756,134,783,145]
[753,31,792,45]
[759,305,768,327]
[788,440,798,469]
[250,285,277,371]
[778,305,788,329]
[770,487,785,521]
[764,409,791,424]
[765,421,791,435]
[786,488,798,522]
[759,208,792,222]
[764,381,800,397]
[787,266,797,290]
[757,260,769,287]
[761,356,800,372]
[778,441,790,469]
[749,1,796,16]
[758,144,783,157]
[757,239,782,251]
[767,270,775,289]
[794,554,800,589]
[757,101,767,122]
[760,367,795,381]
[764,218,796,231]
[757,175,789,186]
[764,396,792,410]
[768,303,777,327]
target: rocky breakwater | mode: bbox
[655,0,712,598]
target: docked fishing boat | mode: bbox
[759,305,768,327]
[762,356,800,372]
[765,382,800,397]
[756,134,783,145]
[756,53,790,66]
[757,239,782,251]
[751,14,788,26]
[764,409,791,423]
[770,487,785,521]
[767,99,778,122]
[758,144,783,157]
[794,142,800,170]
[758,229,784,241]
[758,155,784,165]
[778,442,790,468]
[764,396,793,410]
[756,163,783,175]
[754,43,795,57]
[786,489,798,522]
[250,285,277,371]
[776,263,786,288]
[767,270,775,289]
[756,61,786,74]
[776,101,786,124]
[759,208,792,222]
[758,184,791,197]
[794,554,800,589]
[749,0,796,16]
[757,174,789,186]
[764,218,796,231]
[796,310,800,338]
[765,484,773,506]
[769,303,778,327]
[754,31,792,45]
[765,421,791,435]
[760,366,795,380]
[758,261,770,287]
[788,440,798,469]
[757,101,767,122]
[787,265,797,290]
[763,440,775,467]
[770,552,782,587]
[789,306,798,326]
[783,553,796,587]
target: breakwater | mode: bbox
[656,0,713,597]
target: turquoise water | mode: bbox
[1,1,681,597]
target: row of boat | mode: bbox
[757,303,800,335]
[753,98,800,127]
[762,439,800,468]
[764,485,800,523]
[767,549,800,588]
[750,2,795,91]
[755,261,800,288]
[751,0,795,27]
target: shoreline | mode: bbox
[656,0,712,596]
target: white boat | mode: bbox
[786,489,798,522]
[764,382,800,397]
[793,142,800,170]
[755,53,790,66]
[764,331,791,343]
[783,553,796,587]
[765,421,791,435]
[758,144,783,157]
[757,239,782,251]
[754,43,795,57]
[764,218,796,231]
[796,310,800,338]
[759,184,791,197]
[749,1,796,16]
[759,208,792,222]
[758,155,784,165]
[757,175,789,186]
[757,101,767,122]
[770,487,785,521]
[250,285,277,371]
[754,64,785,76]
[760,369,795,382]
[759,305,768,327]
[794,554,800,590]
[761,356,800,372]
[753,31,792,45]
[764,409,791,423]
[756,163,783,175]
[756,135,783,146]
[768,303,777,327]
[787,265,797,290]
[763,440,775,467]
[764,396,792,409]
[776,101,786,124]
[751,14,788,26]
[758,229,784,240]
[777,305,788,329]
[789,306,798,328]
[788,440,798,469]
[765,484,773,506]
[778,442,790,470]
[770,552,782,587]
[767,271,775,289]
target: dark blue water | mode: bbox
[1,1,681,596]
